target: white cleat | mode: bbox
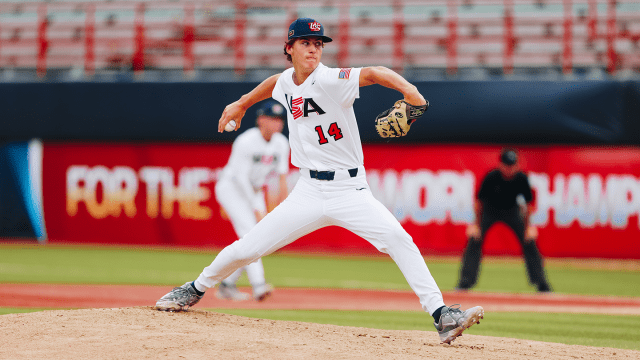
[155,282,203,312]
[434,305,484,344]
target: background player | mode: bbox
[156,17,483,344]
[457,148,552,292]
[214,100,289,301]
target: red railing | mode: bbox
[0,0,638,78]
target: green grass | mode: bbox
[211,309,640,351]
[1,243,640,351]
[0,308,52,315]
[1,244,639,296]
[0,244,214,285]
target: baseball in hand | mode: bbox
[224,120,236,132]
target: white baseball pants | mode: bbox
[214,179,268,288]
[197,167,446,315]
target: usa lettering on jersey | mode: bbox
[290,97,304,119]
[285,94,326,120]
[253,154,278,164]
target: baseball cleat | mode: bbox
[434,304,484,344]
[252,283,274,301]
[155,282,203,311]
[215,282,251,301]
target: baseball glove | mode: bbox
[375,100,429,138]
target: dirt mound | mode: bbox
[1,307,637,360]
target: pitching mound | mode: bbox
[1,307,636,360]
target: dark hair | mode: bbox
[283,39,295,63]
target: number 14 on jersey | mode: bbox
[314,122,343,144]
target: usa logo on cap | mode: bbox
[287,18,333,43]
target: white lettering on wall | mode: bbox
[527,172,639,229]
[367,169,475,225]
[66,165,640,229]
[68,165,215,220]
[66,166,138,219]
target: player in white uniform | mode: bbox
[156,18,483,344]
[214,101,289,301]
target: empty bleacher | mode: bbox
[0,0,639,81]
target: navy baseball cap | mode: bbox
[500,149,518,166]
[256,101,286,120]
[287,18,333,43]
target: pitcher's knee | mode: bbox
[377,227,414,251]
[227,239,262,264]
[393,227,413,243]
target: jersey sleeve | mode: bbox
[226,135,257,202]
[318,67,362,108]
[271,69,290,106]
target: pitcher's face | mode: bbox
[287,37,323,72]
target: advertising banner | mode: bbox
[42,143,640,258]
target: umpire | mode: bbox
[457,148,552,292]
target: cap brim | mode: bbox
[289,35,333,43]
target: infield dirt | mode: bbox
[2,307,639,360]
[2,285,640,359]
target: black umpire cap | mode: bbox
[256,100,286,121]
[500,148,518,166]
[287,18,333,43]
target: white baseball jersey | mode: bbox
[217,127,290,204]
[272,63,363,171]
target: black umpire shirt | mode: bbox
[478,170,533,210]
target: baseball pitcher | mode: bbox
[156,17,483,344]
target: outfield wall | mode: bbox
[38,143,640,259]
[1,81,639,144]
[2,80,639,257]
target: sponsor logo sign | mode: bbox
[42,144,640,257]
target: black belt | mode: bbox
[310,168,358,181]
